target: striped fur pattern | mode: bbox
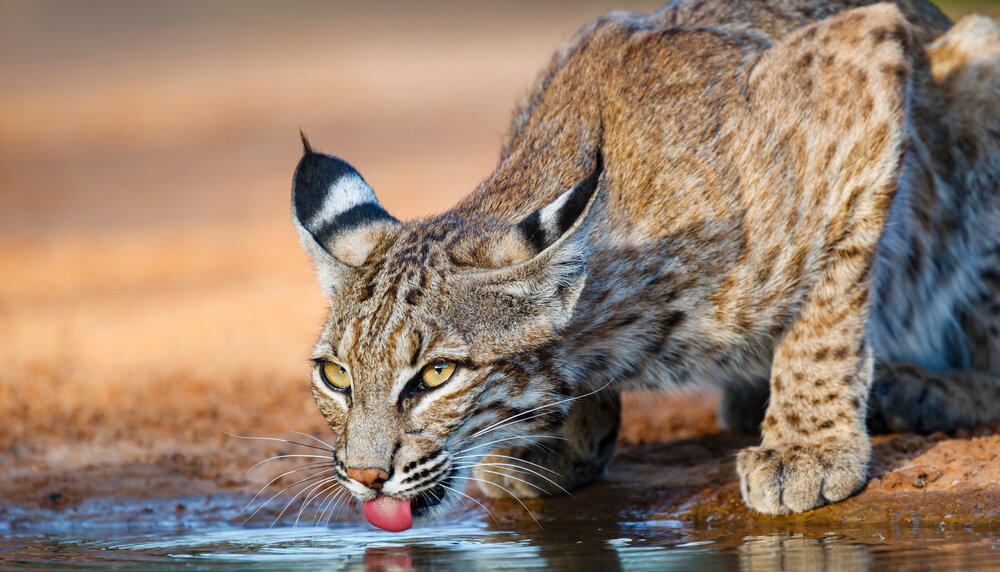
[293,0,1000,520]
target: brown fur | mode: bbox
[293,0,1000,519]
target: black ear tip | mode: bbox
[299,129,314,155]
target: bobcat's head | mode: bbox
[291,137,601,527]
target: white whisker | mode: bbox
[322,489,353,526]
[270,474,339,528]
[451,453,562,476]
[440,483,500,526]
[454,462,572,497]
[455,434,570,456]
[290,430,338,451]
[224,431,334,453]
[241,469,335,524]
[245,454,334,474]
[314,487,344,526]
[290,476,340,525]
[451,475,543,530]
[472,468,551,497]
[295,479,343,528]
[456,381,615,446]
[240,462,330,512]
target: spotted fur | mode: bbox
[293,0,1000,520]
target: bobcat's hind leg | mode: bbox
[868,363,1000,434]
[718,378,770,434]
[866,13,1000,435]
[474,389,620,499]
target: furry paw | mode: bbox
[868,372,969,434]
[473,390,618,500]
[736,437,870,514]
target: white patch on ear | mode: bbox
[308,174,377,229]
[537,187,573,231]
[463,154,603,331]
[292,146,401,292]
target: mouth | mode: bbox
[410,482,447,517]
[361,472,454,532]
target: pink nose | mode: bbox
[346,467,389,489]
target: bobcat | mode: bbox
[291,0,1000,530]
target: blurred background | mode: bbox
[1,0,997,506]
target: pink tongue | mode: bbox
[362,496,412,532]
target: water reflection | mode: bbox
[361,546,413,571]
[344,539,624,572]
[735,530,1000,571]
[4,501,1000,570]
[737,534,871,571]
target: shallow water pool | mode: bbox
[3,494,999,570]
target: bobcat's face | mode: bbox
[309,226,573,521]
[291,140,601,524]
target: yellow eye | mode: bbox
[321,361,351,390]
[421,362,456,388]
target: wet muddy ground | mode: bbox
[6,386,1000,527]
[3,0,1000,568]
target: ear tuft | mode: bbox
[300,129,314,155]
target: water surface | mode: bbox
[3,494,998,570]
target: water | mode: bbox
[3,495,1000,570]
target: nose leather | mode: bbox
[347,467,390,489]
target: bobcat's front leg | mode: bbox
[474,389,620,499]
[737,260,874,514]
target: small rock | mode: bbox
[882,465,942,490]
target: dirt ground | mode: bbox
[3,0,1000,529]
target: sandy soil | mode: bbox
[3,0,1000,529]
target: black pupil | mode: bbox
[435,365,444,374]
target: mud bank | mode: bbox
[4,385,1000,530]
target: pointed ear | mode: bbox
[469,153,603,328]
[292,136,398,292]
[515,152,603,257]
